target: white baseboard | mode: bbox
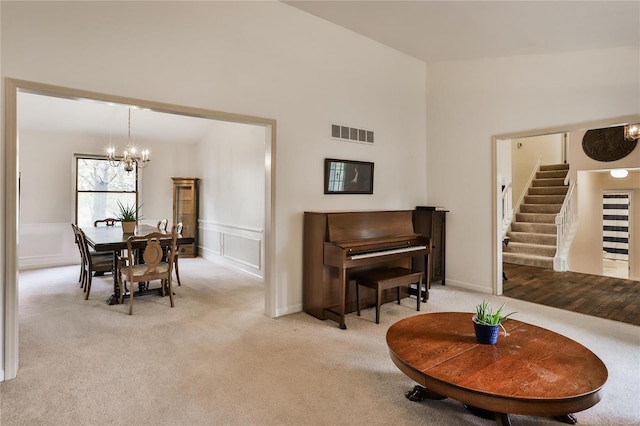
[275,303,303,317]
[441,279,493,295]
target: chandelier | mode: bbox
[107,108,150,173]
[624,123,639,141]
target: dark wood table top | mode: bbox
[386,312,608,418]
[82,224,194,252]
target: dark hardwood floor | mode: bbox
[502,263,640,326]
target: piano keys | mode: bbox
[303,210,431,329]
[349,245,428,260]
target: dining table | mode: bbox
[81,224,194,305]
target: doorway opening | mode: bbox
[4,78,277,381]
[492,115,640,295]
[602,192,630,279]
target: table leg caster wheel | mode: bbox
[405,385,446,402]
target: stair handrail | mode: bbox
[512,157,542,219]
[500,183,513,238]
[554,179,577,271]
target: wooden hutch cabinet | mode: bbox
[413,206,447,284]
[172,177,199,257]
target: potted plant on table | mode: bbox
[116,201,140,234]
[472,300,515,344]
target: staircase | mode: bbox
[503,163,569,269]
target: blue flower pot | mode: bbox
[473,319,500,345]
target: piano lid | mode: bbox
[326,210,414,243]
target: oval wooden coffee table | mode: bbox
[386,312,608,426]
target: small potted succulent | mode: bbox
[472,300,515,344]
[116,201,140,234]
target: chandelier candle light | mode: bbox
[107,108,150,173]
[624,123,640,141]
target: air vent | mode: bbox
[331,124,374,144]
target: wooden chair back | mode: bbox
[71,223,112,299]
[71,223,86,265]
[119,231,178,314]
[156,219,168,231]
[94,218,120,227]
[173,223,184,286]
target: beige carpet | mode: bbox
[1,258,639,426]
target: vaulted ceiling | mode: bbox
[285,1,639,63]
[18,1,639,141]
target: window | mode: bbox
[326,160,346,192]
[75,156,138,227]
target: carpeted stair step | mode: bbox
[532,178,566,187]
[515,212,556,223]
[524,194,567,204]
[503,242,556,257]
[536,170,568,179]
[540,164,569,171]
[529,186,568,195]
[507,231,556,245]
[503,252,554,269]
[520,204,562,214]
[512,222,556,234]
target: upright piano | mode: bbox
[303,210,431,329]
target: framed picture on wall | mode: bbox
[324,158,374,194]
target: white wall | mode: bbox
[426,47,640,294]
[197,121,266,277]
[138,141,202,226]
[511,134,563,204]
[1,0,427,365]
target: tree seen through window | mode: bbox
[76,156,138,227]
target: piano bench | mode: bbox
[353,267,424,324]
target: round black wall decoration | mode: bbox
[582,126,637,162]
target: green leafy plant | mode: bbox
[115,201,141,222]
[474,300,515,325]
[473,300,516,336]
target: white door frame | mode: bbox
[602,190,632,278]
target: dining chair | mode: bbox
[117,231,177,315]
[156,219,168,231]
[94,218,120,227]
[156,219,170,270]
[91,219,120,259]
[71,224,86,285]
[71,224,112,299]
[173,222,183,286]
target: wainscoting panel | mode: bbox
[19,223,79,269]
[222,234,260,269]
[199,220,263,279]
[200,227,222,256]
[19,221,265,281]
